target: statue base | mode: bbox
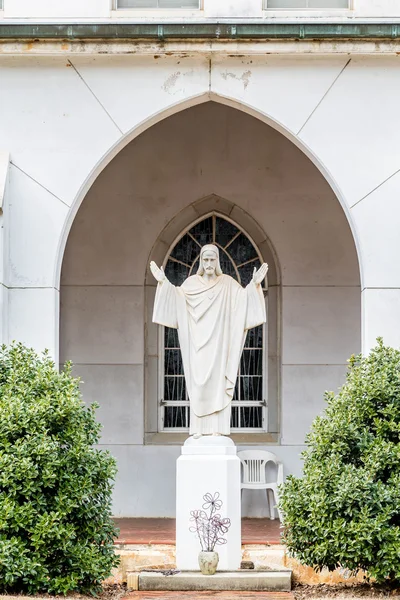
[176,435,241,571]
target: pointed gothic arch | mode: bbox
[59,100,360,515]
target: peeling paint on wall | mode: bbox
[162,71,181,93]
[221,69,252,89]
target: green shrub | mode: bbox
[0,343,119,595]
[280,339,400,583]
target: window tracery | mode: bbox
[160,213,267,432]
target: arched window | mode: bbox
[159,213,268,432]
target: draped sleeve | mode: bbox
[152,279,178,329]
[244,280,266,331]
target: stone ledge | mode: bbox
[137,570,292,591]
[144,432,279,445]
[122,592,295,599]
[109,544,365,587]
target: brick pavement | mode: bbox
[114,518,282,545]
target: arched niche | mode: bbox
[60,101,360,517]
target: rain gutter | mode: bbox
[1,22,400,40]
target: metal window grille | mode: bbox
[116,0,200,8]
[159,213,267,433]
[265,0,349,8]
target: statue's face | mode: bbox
[202,250,218,275]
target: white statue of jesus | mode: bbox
[150,244,268,437]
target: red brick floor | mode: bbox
[123,593,294,599]
[114,518,282,545]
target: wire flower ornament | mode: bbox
[189,492,231,552]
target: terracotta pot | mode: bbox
[198,551,219,575]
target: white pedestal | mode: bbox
[176,436,241,571]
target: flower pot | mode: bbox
[198,551,219,575]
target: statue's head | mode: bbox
[197,244,223,277]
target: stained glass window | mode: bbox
[265,0,348,7]
[160,214,267,432]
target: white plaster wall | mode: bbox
[3,0,111,19]
[60,103,360,516]
[0,53,209,358]
[336,0,400,17]
[211,55,400,351]
[204,0,262,18]
[2,0,400,19]
[0,152,10,345]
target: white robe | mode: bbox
[153,274,266,435]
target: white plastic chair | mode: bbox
[237,450,283,521]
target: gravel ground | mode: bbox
[292,583,400,599]
[0,583,128,600]
[1,582,400,599]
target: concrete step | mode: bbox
[134,570,292,592]
[123,592,295,599]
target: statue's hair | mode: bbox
[197,244,223,276]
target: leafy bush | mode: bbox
[0,343,119,594]
[280,339,400,583]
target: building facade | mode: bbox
[0,0,399,517]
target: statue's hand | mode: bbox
[253,263,268,285]
[150,261,166,283]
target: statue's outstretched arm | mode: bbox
[150,261,167,284]
[252,263,269,286]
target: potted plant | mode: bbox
[189,492,231,575]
